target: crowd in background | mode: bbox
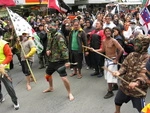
[1,5,150,112]
[0,6,148,93]
[0,6,146,83]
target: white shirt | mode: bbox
[123,26,133,40]
[92,19,98,28]
[103,21,116,29]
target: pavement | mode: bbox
[1,55,150,113]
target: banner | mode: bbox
[14,0,48,5]
[48,0,70,13]
[7,8,43,54]
[0,0,16,6]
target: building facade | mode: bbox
[13,0,143,5]
[74,0,143,4]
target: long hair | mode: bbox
[112,27,125,41]
[104,27,112,37]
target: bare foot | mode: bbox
[30,77,34,82]
[68,93,74,101]
[77,74,82,79]
[70,73,77,77]
[26,84,31,91]
[43,88,54,93]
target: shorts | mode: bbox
[70,50,83,69]
[21,60,32,76]
[46,61,67,77]
[115,88,145,112]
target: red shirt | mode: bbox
[2,44,13,65]
[90,29,106,49]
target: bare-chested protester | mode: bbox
[91,27,124,99]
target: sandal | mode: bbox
[70,73,77,77]
[43,88,53,93]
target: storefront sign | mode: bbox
[14,0,74,5]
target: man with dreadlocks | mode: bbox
[112,34,150,113]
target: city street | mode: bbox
[1,55,150,113]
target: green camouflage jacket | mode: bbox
[46,32,68,62]
[3,31,20,54]
[3,31,16,47]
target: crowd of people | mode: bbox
[0,6,150,112]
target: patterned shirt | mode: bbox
[119,52,149,97]
[47,32,68,62]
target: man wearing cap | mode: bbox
[0,30,19,110]
[112,34,150,113]
[130,21,144,35]
[17,33,36,90]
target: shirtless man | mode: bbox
[94,27,124,99]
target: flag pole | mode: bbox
[82,45,122,66]
[58,0,66,24]
[47,7,49,15]
[6,7,37,83]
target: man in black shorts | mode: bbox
[42,22,74,101]
[112,34,150,113]
[18,33,36,90]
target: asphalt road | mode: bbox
[1,55,150,113]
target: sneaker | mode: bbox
[86,66,89,70]
[19,63,21,66]
[14,103,19,110]
[104,91,114,99]
[90,72,99,76]
[97,73,103,77]
[0,98,5,103]
[39,65,45,69]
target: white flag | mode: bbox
[111,4,119,15]
[7,8,43,54]
[111,7,116,15]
